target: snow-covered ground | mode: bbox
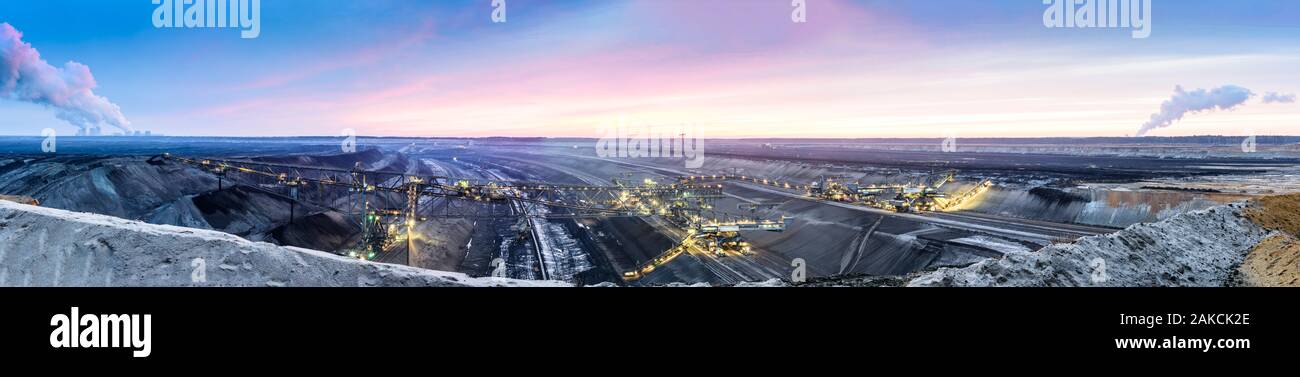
[0,200,567,287]
[909,202,1272,287]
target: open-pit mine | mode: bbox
[3,136,1299,287]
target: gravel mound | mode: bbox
[0,200,565,287]
[909,203,1270,287]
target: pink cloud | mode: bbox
[168,1,942,137]
[229,19,438,91]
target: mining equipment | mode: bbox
[679,169,993,214]
[0,195,39,206]
[807,170,991,213]
[152,153,788,282]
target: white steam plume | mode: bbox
[1137,85,1253,137]
[0,22,131,133]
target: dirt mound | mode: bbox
[0,195,38,205]
[1236,193,1300,286]
[1236,234,1300,287]
[1243,193,1300,237]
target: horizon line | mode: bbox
[0,134,1294,140]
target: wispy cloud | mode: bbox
[228,19,438,91]
[1263,92,1296,104]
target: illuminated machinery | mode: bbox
[693,216,788,254]
[609,178,788,266]
[678,172,854,204]
[678,174,813,193]
[678,170,990,214]
[619,215,790,282]
[151,154,746,265]
[499,176,789,279]
[883,170,957,213]
[804,171,958,212]
[656,180,788,256]
[929,179,993,212]
[840,171,994,213]
[809,175,859,202]
[619,197,790,282]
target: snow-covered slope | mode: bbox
[909,203,1271,287]
[0,200,566,287]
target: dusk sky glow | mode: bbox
[1,0,1298,138]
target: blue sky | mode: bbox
[1,0,1297,137]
